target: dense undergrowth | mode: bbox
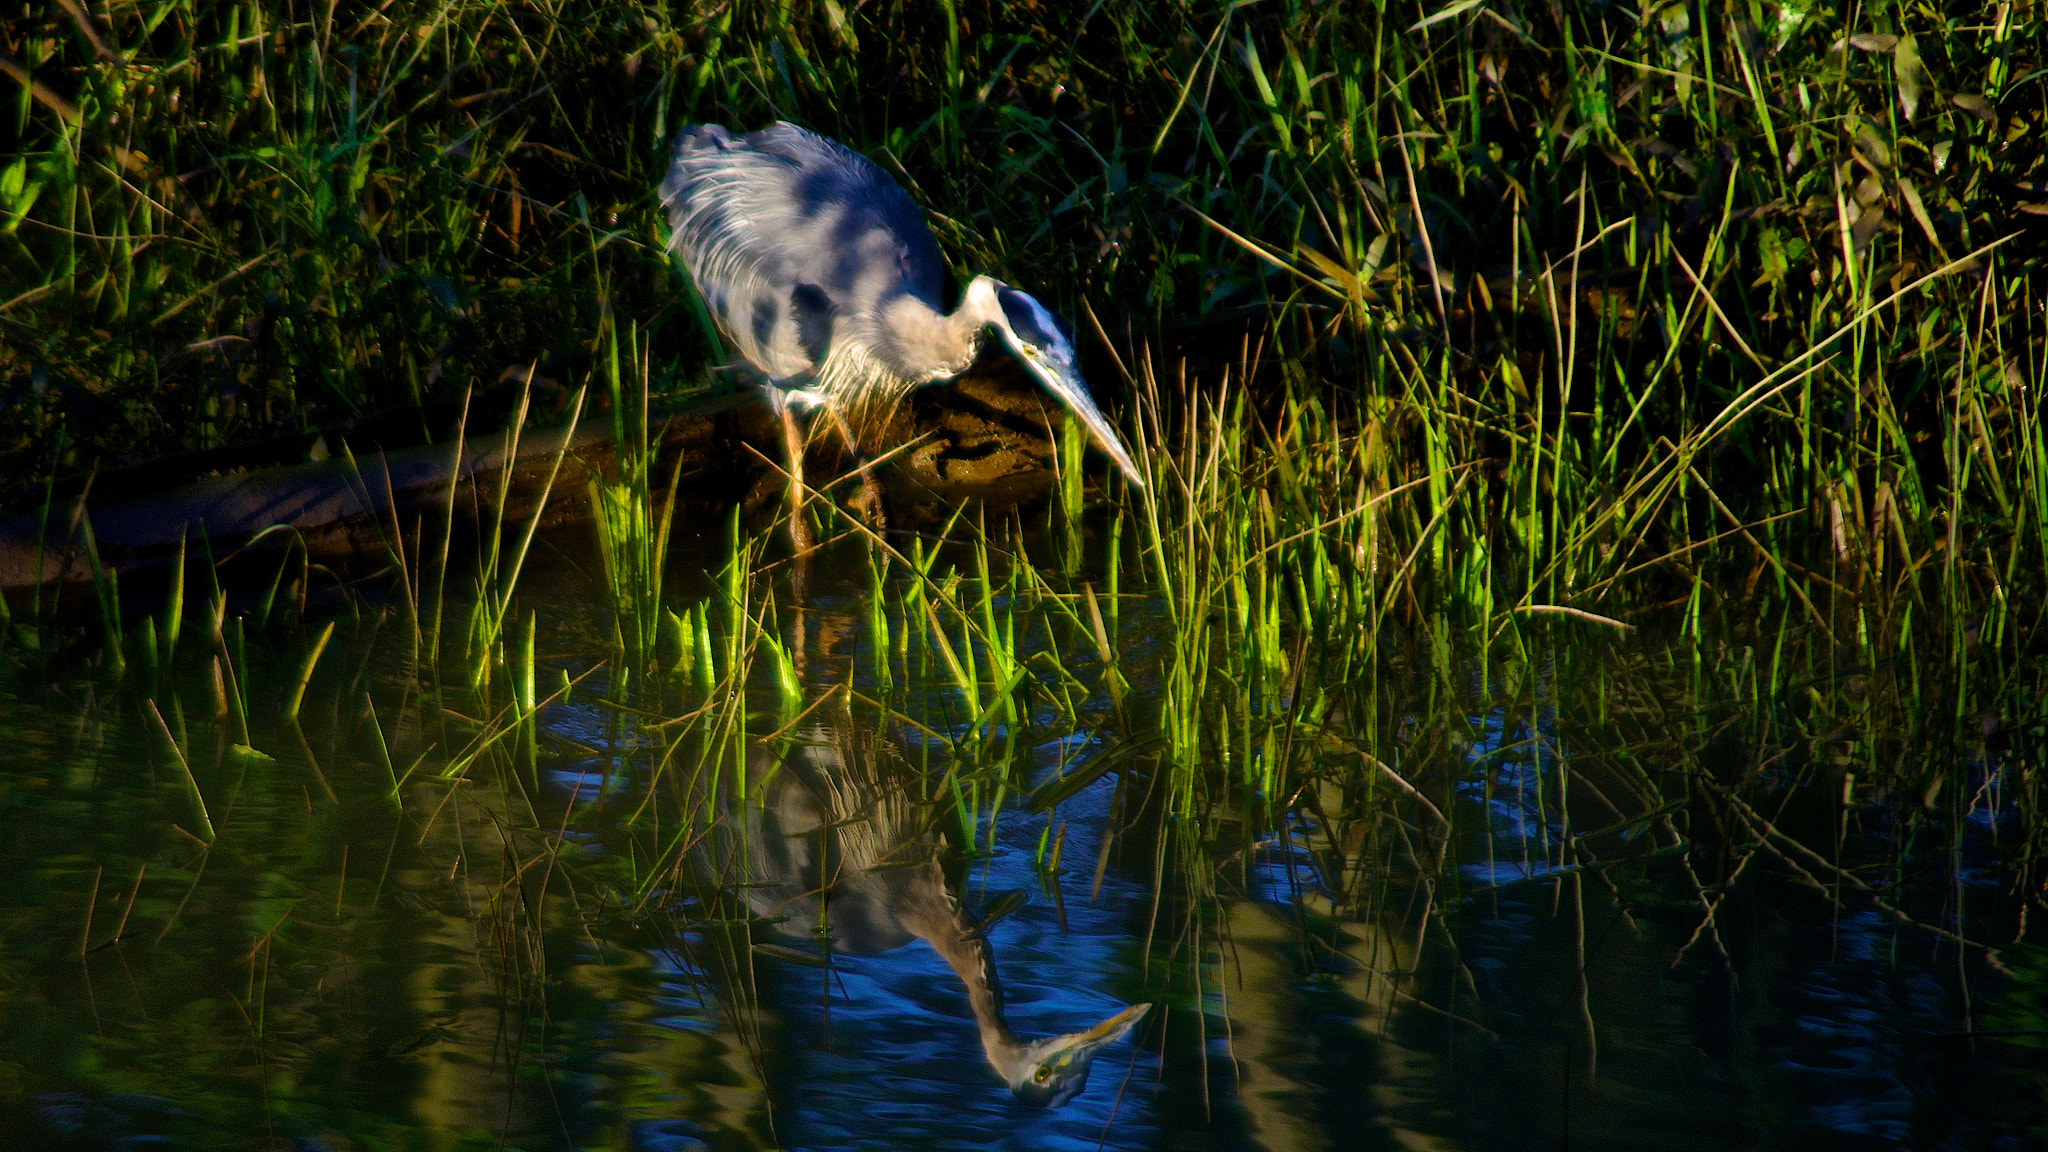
[4,0,2044,562]
[0,0,2044,880]
[6,0,2043,786]
[1,2,2043,778]
[3,3,2048,1141]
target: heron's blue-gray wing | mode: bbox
[660,123,948,381]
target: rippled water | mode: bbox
[1,541,2043,1151]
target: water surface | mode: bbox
[1,536,2042,1151]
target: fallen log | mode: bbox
[0,363,1075,593]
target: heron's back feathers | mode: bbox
[660,124,1144,489]
[660,123,956,393]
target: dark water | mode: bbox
[1,542,2044,1152]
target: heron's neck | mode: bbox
[874,287,997,382]
[896,865,1031,1078]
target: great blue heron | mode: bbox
[704,716,1151,1105]
[659,123,1143,538]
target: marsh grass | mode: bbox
[6,396,2044,1139]
[6,0,2046,690]
[590,317,681,688]
[4,0,2048,1142]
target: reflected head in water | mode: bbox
[998,1001,1151,1107]
[710,709,1150,1106]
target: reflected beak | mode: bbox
[1068,1001,1151,1054]
[1013,346,1146,490]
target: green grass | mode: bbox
[4,0,2044,633]
[2,0,2044,889]
[2,2,2048,1140]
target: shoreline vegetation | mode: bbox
[3,0,2043,610]
[1,1,2047,1144]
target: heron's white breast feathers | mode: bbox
[812,335,915,411]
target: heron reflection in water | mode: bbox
[700,712,1150,1106]
[660,122,1144,544]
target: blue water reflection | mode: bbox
[4,579,2047,1151]
[628,714,1158,1150]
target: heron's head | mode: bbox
[993,1002,1151,1107]
[965,276,1145,488]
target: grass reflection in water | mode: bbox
[0,462,2044,1150]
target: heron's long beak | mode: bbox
[1009,341,1146,489]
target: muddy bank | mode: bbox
[0,361,1077,592]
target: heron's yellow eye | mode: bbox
[1034,1066,1051,1083]
[1021,343,1041,359]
